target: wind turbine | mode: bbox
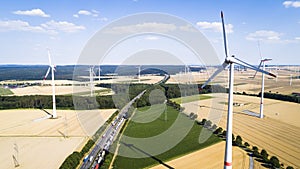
[43,49,57,118]
[253,58,272,119]
[137,66,141,83]
[89,66,95,96]
[98,65,101,82]
[201,11,276,169]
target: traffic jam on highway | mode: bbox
[80,90,146,169]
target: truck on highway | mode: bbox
[89,156,93,162]
[97,157,103,164]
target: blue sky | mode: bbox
[0,0,299,65]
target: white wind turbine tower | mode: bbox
[252,41,273,119]
[201,11,276,169]
[253,58,272,119]
[98,65,101,82]
[89,66,95,96]
[43,49,57,118]
[137,66,141,83]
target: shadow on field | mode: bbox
[120,141,174,169]
[40,108,52,116]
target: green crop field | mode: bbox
[112,104,221,169]
[171,94,212,104]
[0,88,13,95]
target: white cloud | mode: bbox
[13,8,50,17]
[74,9,100,18]
[246,30,282,41]
[295,37,300,40]
[179,24,197,32]
[78,10,92,16]
[104,22,176,34]
[283,1,300,8]
[196,21,233,33]
[0,20,46,33]
[41,20,85,33]
[0,19,85,35]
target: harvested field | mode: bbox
[99,75,164,84]
[151,141,249,169]
[0,108,116,169]
[181,93,300,167]
[167,67,300,95]
[10,86,112,96]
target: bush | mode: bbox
[252,146,260,157]
[213,127,223,135]
[221,130,227,138]
[244,142,250,149]
[59,151,82,169]
[260,149,269,162]
[270,156,280,168]
[286,166,294,169]
[204,120,212,128]
[235,135,243,147]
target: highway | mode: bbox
[80,90,146,169]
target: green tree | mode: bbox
[244,142,250,149]
[211,124,218,131]
[213,127,223,135]
[270,156,280,168]
[286,166,294,169]
[235,135,243,147]
[260,149,269,162]
[201,118,207,125]
[204,120,212,128]
[221,130,227,138]
[189,112,195,119]
[252,146,260,157]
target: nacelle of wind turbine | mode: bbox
[201,11,276,169]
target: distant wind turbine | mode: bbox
[89,66,96,96]
[98,65,101,82]
[201,11,276,169]
[43,49,57,118]
[253,58,272,119]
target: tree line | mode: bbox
[0,95,115,110]
[234,91,300,104]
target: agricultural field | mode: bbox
[151,141,249,169]
[180,93,300,168]
[112,104,221,169]
[0,87,13,95]
[0,108,116,169]
[171,94,212,104]
[168,66,300,95]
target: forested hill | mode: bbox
[0,65,188,81]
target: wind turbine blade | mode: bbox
[221,11,228,58]
[43,67,51,80]
[201,62,228,88]
[253,61,263,78]
[231,57,276,78]
[47,49,52,66]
